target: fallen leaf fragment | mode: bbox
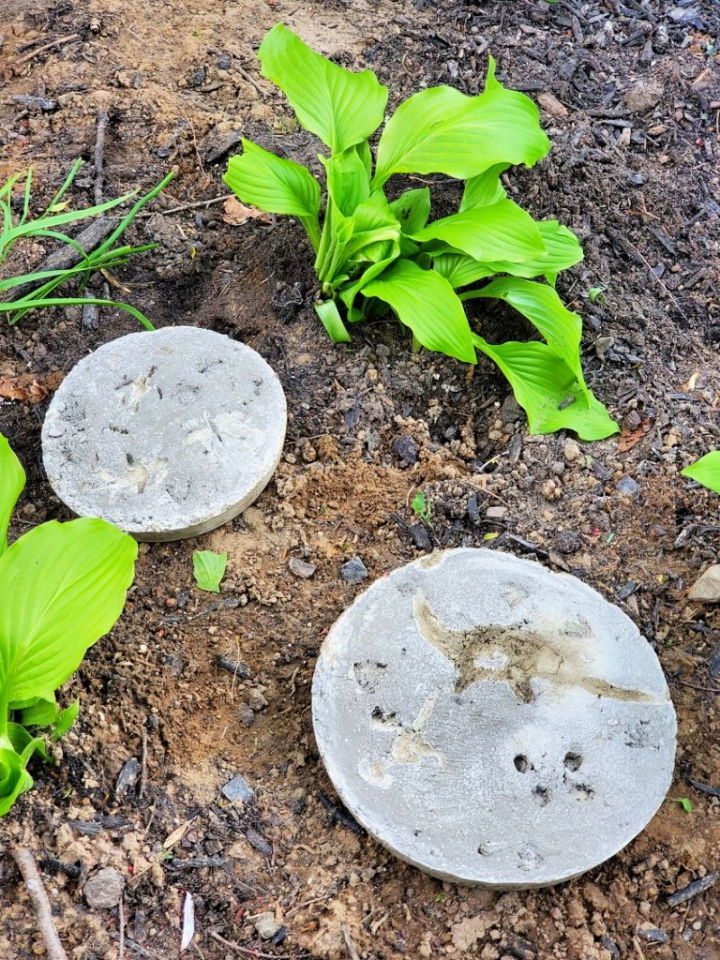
[0,371,64,403]
[222,196,272,226]
[617,419,652,452]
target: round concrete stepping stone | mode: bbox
[312,548,677,888]
[42,326,286,541]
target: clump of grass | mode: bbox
[0,160,173,328]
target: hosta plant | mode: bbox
[682,452,720,493]
[0,432,137,814]
[224,24,617,440]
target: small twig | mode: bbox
[11,846,68,960]
[139,728,148,799]
[118,897,125,960]
[94,109,109,204]
[209,931,307,959]
[15,33,80,65]
[667,870,720,907]
[234,64,264,96]
[341,925,360,960]
[143,194,233,217]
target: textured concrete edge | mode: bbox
[41,329,288,542]
[311,548,679,889]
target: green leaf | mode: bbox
[259,24,388,154]
[412,200,545,264]
[482,221,584,281]
[338,257,396,320]
[52,701,80,740]
[315,300,352,341]
[0,739,36,816]
[469,277,583,377]
[19,696,58,728]
[373,57,550,186]
[341,192,400,263]
[460,163,509,211]
[224,140,321,218]
[363,261,476,363]
[473,337,618,440]
[0,518,137,707]
[672,797,693,814]
[431,251,496,288]
[682,452,720,494]
[389,188,431,234]
[0,433,25,555]
[192,550,228,593]
[322,148,370,216]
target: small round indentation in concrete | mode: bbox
[312,548,677,888]
[42,326,286,541]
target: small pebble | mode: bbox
[255,911,280,940]
[84,868,124,909]
[616,476,639,496]
[289,557,317,579]
[485,506,507,520]
[342,556,368,583]
[236,703,255,727]
[392,435,418,465]
[222,774,255,804]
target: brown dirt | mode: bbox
[1,1,720,958]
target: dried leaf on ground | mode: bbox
[222,196,272,226]
[0,371,64,404]
[617,420,652,452]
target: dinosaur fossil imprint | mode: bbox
[413,595,661,705]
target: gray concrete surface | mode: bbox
[312,548,677,888]
[42,326,286,541]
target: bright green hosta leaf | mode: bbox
[389,188,431,234]
[0,518,137,706]
[322,148,370,217]
[0,434,25,554]
[259,24,388,154]
[460,163,509,211]
[487,221,584,281]
[341,192,400,263]
[373,57,550,186]
[0,733,38,816]
[315,299,352,340]
[192,550,228,593]
[432,251,495,288]
[413,200,545,264]
[224,140,321,219]
[339,258,396,320]
[19,696,58,727]
[363,261,476,363]
[470,277,583,379]
[52,701,79,740]
[682,452,720,493]
[474,337,618,440]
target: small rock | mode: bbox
[236,703,255,727]
[537,92,568,118]
[245,826,273,856]
[392,435,418,465]
[222,774,255,804]
[541,479,560,501]
[629,173,646,187]
[616,476,639,496]
[553,530,582,554]
[255,912,280,940]
[342,556,368,583]
[115,758,140,799]
[217,53,232,70]
[563,439,582,463]
[688,565,720,602]
[289,557,317,579]
[486,506,507,520]
[623,79,664,114]
[246,689,268,711]
[84,868,124,909]
[301,441,317,463]
[499,394,523,424]
[408,523,432,552]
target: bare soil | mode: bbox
[1,1,720,958]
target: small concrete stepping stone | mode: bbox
[312,548,677,889]
[42,327,286,541]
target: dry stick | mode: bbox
[94,109,109,204]
[140,194,233,218]
[10,846,68,960]
[341,925,360,960]
[209,931,306,959]
[15,33,80,65]
[139,728,148,799]
[118,897,126,960]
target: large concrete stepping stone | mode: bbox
[42,326,286,541]
[312,549,677,888]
